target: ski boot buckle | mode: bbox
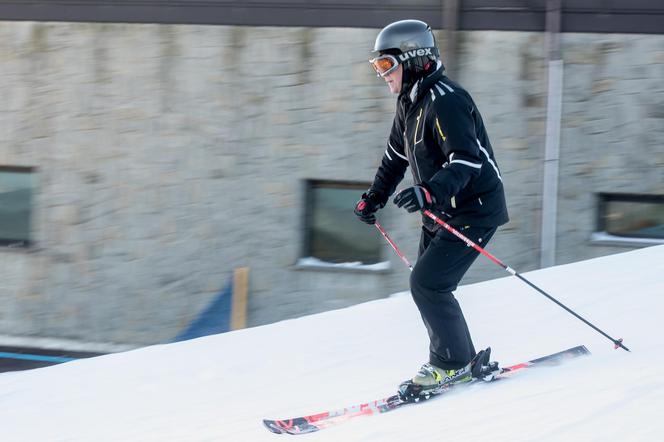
[398,381,440,403]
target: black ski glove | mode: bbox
[393,184,436,213]
[354,190,386,225]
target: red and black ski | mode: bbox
[263,345,590,435]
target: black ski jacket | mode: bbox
[370,66,509,230]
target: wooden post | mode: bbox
[231,267,249,330]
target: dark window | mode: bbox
[302,180,383,265]
[597,193,664,239]
[0,166,35,247]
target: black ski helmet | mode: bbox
[372,20,441,92]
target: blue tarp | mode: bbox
[172,280,232,342]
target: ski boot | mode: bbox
[398,361,472,403]
[398,348,500,402]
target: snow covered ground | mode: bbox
[1,245,663,441]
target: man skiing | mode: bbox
[354,20,509,396]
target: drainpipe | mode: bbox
[540,0,563,268]
[442,0,459,78]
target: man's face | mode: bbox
[384,64,403,95]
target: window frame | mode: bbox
[591,192,664,247]
[297,179,390,273]
[0,165,36,248]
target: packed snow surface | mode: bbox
[1,245,663,441]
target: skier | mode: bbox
[354,20,509,395]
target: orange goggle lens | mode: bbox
[370,55,399,77]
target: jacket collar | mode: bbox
[406,61,444,104]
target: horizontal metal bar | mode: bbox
[0,1,663,33]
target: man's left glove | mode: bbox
[393,184,436,213]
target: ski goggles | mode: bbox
[369,54,400,77]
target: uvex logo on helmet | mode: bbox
[398,48,433,62]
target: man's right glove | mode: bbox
[354,190,386,225]
[393,184,436,213]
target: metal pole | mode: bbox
[442,0,459,77]
[423,209,629,352]
[540,0,563,268]
[375,222,413,271]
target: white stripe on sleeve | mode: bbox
[450,159,483,169]
[388,141,409,162]
[440,81,455,93]
[476,139,503,181]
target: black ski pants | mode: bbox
[410,225,497,370]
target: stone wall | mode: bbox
[0,22,662,344]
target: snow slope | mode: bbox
[1,245,663,442]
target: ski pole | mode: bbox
[374,221,413,271]
[422,209,630,352]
